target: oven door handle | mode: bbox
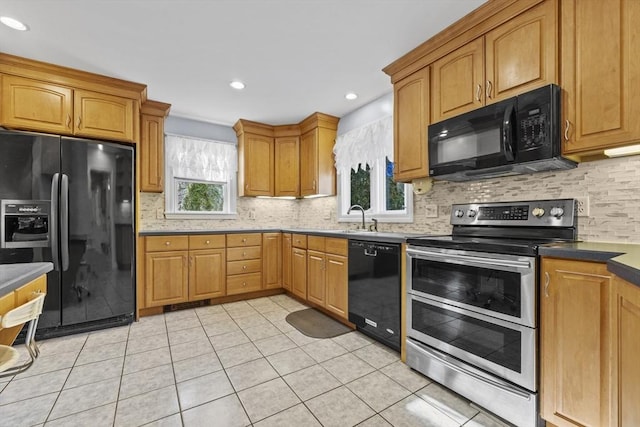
[417,343,531,399]
[407,248,531,270]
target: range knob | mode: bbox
[532,207,546,218]
[550,207,564,218]
[454,209,465,218]
[467,209,477,218]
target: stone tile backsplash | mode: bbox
[139,156,640,243]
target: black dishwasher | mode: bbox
[348,240,400,351]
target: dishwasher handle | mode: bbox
[364,248,377,257]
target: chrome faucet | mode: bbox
[347,204,366,229]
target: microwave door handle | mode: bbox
[502,103,515,162]
[50,173,60,271]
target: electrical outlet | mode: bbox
[248,209,256,220]
[576,196,590,217]
[425,204,438,218]
[156,207,164,219]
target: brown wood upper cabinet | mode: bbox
[299,113,339,197]
[393,66,430,182]
[560,0,640,157]
[140,100,171,193]
[234,113,338,198]
[1,74,139,143]
[431,0,557,122]
[274,126,300,197]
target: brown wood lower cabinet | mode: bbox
[282,233,292,291]
[541,257,640,426]
[263,232,282,289]
[291,247,307,300]
[226,233,263,295]
[143,234,225,307]
[0,274,47,345]
[305,236,348,319]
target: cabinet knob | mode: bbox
[243,251,247,257]
[242,238,247,243]
[205,240,210,244]
[242,282,247,287]
[243,265,247,270]
[165,241,171,246]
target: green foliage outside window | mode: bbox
[350,164,371,210]
[178,181,224,212]
[385,158,405,210]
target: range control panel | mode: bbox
[451,199,576,227]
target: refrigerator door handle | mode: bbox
[50,173,60,270]
[60,174,70,271]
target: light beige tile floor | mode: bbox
[0,294,511,427]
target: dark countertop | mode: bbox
[539,242,640,287]
[0,262,53,297]
[139,228,422,244]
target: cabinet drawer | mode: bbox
[227,259,262,276]
[227,246,261,261]
[189,234,225,250]
[325,238,348,256]
[292,234,307,249]
[227,233,262,247]
[307,235,325,251]
[145,235,189,252]
[227,272,262,295]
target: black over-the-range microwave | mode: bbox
[428,84,576,181]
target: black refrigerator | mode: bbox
[0,129,135,338]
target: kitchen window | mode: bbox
[334,116,413,223]
[164,134,237,219]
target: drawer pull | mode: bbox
[476,84,482,102]
[544,272,550,297]
[66,114,71,128]
[564,119,571,141]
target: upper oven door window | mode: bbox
[407,247,535,327]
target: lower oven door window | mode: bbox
[407,247,535,327]
[408,293,536,392]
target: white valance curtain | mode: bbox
[165,134,237,182]
[333,116,393,173]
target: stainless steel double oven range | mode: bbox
[406,199,577,427]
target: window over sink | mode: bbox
[334,116,413,223]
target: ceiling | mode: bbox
[0,0,485,126]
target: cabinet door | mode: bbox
[306,250,325,306]
[145,251,188,307]
[431,37,484,122]
[1,74,73,135]
[189,248,225,300]
[484,0,557,102]
[140,113,164,192]
[393,66,430,182]
[292,247,307,299]
[241,133,274,196]
[282,233,292,291]
[540,258,612,426]
[611,276,640,426]
[299,129,318,196]
[325,254,348,319]
[263,232,282,289]
[74,89,136,142]
[561,0,640,155]
[274,136,300,197]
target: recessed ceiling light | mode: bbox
[0,16,29,31]
[345,92,358,100]
[230,81,245,90]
